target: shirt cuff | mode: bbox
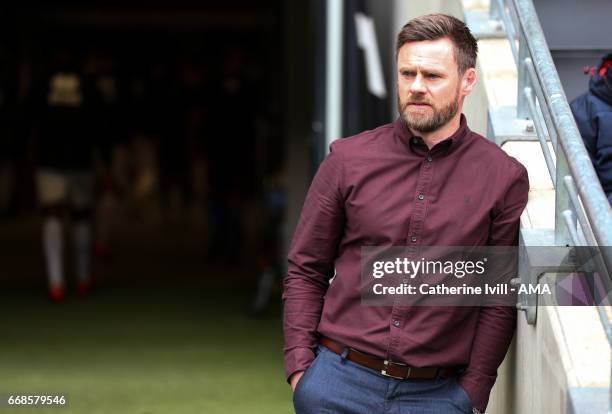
[458,373,497,412]
[284,346,316,383]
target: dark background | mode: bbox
[0,2,300,412]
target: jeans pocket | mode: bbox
[454,381,473,412]
[292,350,322,404]
[292,371,308,400]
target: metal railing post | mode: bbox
[490,0,502,21]
[517,31,530,119]
[555,150,572,246]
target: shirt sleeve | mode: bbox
[459,161,529,411]
[282,144,345,382]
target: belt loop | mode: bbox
[339,348,349,363]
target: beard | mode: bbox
[398,88,460,133]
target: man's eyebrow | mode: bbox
[422,69,444,76]
[398,66,444,76]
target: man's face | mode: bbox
[396,37,474,133]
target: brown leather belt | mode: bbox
[320,336,460,380]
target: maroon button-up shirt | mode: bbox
[283,115,529,411]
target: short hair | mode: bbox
[396,13,478,74]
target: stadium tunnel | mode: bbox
[0,0,317,295]
[0,1,393,412]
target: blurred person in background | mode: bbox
[250,172,286,314]
[206,47,258,264]
[182,57,212,228]
[32,48,96,302]
[86,51,124,259]
[149,61,185,222]
[181,57,211,207]
[570,52,612,205]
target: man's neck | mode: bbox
[410,113,462,150]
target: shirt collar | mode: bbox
[393,114,470,156]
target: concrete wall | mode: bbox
[485,304,574,414]
[491,301,609,414]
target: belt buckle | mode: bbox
[381,360,410,379]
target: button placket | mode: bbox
[388,150,434,360]
[405,156,432,245]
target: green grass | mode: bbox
[0,284,293,414]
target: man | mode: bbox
[570,52,612,205]
[34,49,96,302]
[283,14,529,414]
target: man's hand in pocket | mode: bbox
[290,371,305,392]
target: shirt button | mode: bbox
[418,194,425,200]
[411,236,417,242]
[427,155,433,162]
[393,320,401,327]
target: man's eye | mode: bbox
[402,71,415,77]
[426,74,440,79]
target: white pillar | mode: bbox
[325,0,344,150]
[390,0,412,118]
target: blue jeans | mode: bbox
[293,345,472,414]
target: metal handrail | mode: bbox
[488,0,612,411]
[490,0,612,269]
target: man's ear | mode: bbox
[461,68,477,96]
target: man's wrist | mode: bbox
[289,370,305,391]
[289,370,304,382]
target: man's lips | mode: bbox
[405,102,432,111]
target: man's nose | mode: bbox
[409,74,426,94]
